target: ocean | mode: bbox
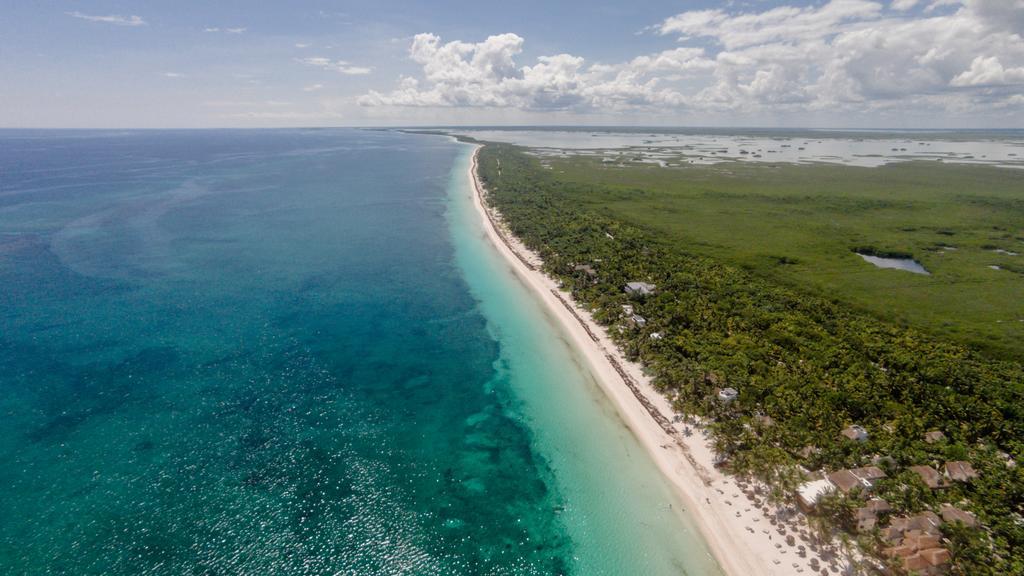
[0,129,721,575]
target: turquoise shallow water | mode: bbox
[0,129,721,575]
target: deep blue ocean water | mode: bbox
[0,129,721,575]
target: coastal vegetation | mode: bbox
[541,154,1024,358]
[476,143,1024,575]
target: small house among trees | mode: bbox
[909,465,947,489]
[827,466,886,494]
[624,281,656,296]
[944,460,979,482]
[573,264,598,283]
[840,424,869,442]
[796,478,834,512]
[855,498,892,532]
[939,503,978,527]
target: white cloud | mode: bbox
[205,26,247,34]
[67,11,146,26]
[966,0,1024,31]
[299,57,371,75]
[359,33,716,110]
[657,0,884,50]
[627,47,715,74]
[925,0,966,12]
[951,55,1024,86]
[203,100,291,107]
[162,72,185,78]
[295,43,312,48]
[890,0,920,10]
[361,0,1024,118]
[303,84,324,92]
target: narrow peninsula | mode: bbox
[469,141,1024,576]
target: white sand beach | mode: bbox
[467,146,855,576]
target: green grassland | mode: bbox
[542,156,1024,358]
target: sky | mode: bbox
[1,0,1022,128]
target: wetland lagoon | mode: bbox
[450,127,1024,169]
[856,253,931,275]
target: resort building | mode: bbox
[909,465,947,489]
[883,511,943,543]
[717,387,738,403]
[796,478,834,512]
[998,450,1017,468]
[944,461,979,483]
[797,466,889,513]
[840,424,869,442]
[573,263,597,278]
[855,498,892,532]
[887,541,950,575]
[883,511,950,575]
[624,281,656,297]
[940,503,979,528]
[798,445,820,459]
[826,466,886,495]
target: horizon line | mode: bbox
[2,125,1023,132]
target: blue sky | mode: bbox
[2,0,1022,128]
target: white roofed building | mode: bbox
[624,282,656,297]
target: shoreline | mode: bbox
[466,145,850,576]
